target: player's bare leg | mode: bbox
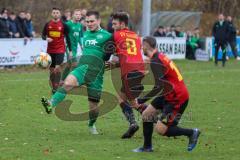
[134,104,200,152]
[61,61,77,83]
[41,74,78,114]
[88,101,99,135]
[51,65,62,94]
[61,62,71,84]
[155,120,200,151]
[49,67,55,94]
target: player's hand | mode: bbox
[14,33,20,38]
[130,99,140,109]
[47,38,53,43]
[105,61,112,71]
[111,55,119,63]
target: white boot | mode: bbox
[89,124,99,135]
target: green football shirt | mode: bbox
[78,28,112,75]
[66,20,83,54]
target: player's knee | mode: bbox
[54,65,61,73]
[63,76,77,89]
[49,67,54,73]
[118,93,127,104]
[72,62,77,68]
[119,92,127,101]
[142,111,148,122]
[142,110,153,122]
[155,121,168,136]
[118,98,124,104]
[66,63,71,68]
[64,79,71,86]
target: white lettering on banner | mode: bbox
[0,38,47,65]
[0,38,83,66]
[0,57,16,63]
[155,37,186,59]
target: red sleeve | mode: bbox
[113,31,122,55]
[113,31,120,43]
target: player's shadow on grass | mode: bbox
[55,86,118,121]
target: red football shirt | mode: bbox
[157,53,189,105]
[45,20,66,54]
[113,28,145,77]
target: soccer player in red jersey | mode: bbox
[111,12,145,139]
[42,8,72,94]
[133,36,200,152]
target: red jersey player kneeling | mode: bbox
[133,36,200,152]
[109,12,146,139]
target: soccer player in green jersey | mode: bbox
[61,9,84,81]
[41,11,112,135]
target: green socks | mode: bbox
[50,87,67,107]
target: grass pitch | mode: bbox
[0,60,240,160]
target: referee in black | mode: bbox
[212,14,230,67]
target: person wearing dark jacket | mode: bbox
[8,12,20,38]
[26,12,35,37]
[226,16,240,60]
[0,8,10,38]
[212,14,230,67]
[15,11,32,38]
[153,26,166,37]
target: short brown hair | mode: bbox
[143,36,157,48]
[73,9,81,13]
[86,10,100,19]
[112,11,129,25]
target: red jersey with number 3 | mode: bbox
[46,20,66,54]
[113,28,145,77]
[156,53,189,105]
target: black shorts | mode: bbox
[49,53,65,68]
[151,96,189,126]
[121,71,144,100]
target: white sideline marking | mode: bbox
[0,78,47,82]
[184,68,240,74]
[0,68,240,83]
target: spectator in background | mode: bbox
[26,12,35,37]
[165,26,170,36]
[0,8,10,38]
[194,27,200,38]
[153,26,166,37]
[226,16,240,60]
[61,9,71,22]
[166,25,176,37]
[8,12,20,38]
[16,11,32,38]
[175,25,185,37]
[186,28,200,60]
[107,13,114,33]
[212,13,229,67]
[80,9,87,31]
[81,8,87,18]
